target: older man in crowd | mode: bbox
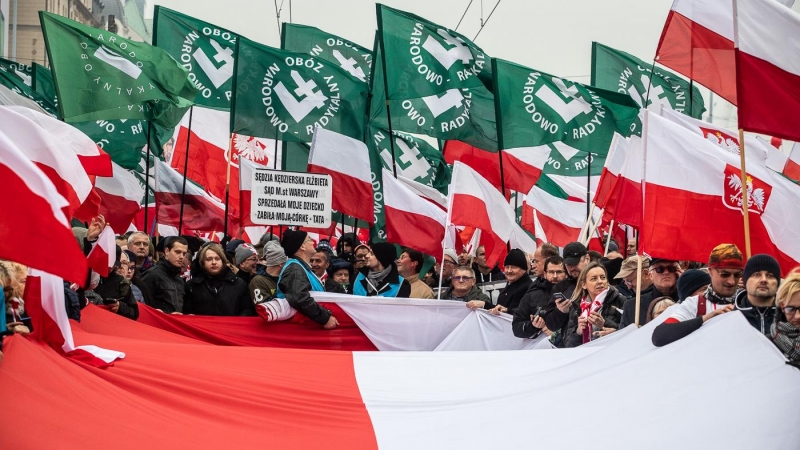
[442,266,491,303]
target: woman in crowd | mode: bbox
[646,297,676,323]
[122,249,152,305]
[1,261,29,336]
[562,262,625,347]
[772,273,800,368]
[183,243,255,316]
[92,246,139,320]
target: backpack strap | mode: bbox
[696,294,707,317]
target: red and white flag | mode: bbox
[307,127,374,225]
[593,134,629,211]
[0,130,88,284]
[86,226,116,277]
[522,182,587,247]
[735,0,800,142]
[656,0,737,104]
[444,140,549,194]
[382,169,446,261]
[0,106,93,219]
[24,269,124,367]
[611,136,644,229]
[95,162,144,232]
[153,160,232,232]
[397,174,448,210]
[5,105,112,177]
[642,112,800,273]
[448,162,515,267]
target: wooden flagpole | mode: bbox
[223,134,234,237]
[178,106,194,234]
[738,129,752,258]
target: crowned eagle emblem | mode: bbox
[723,165,771,214]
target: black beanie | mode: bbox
[743,254,781,286]
[371,242,397,269]
[677,269,711,302]
[504,248,529,271]
[281,230,308,258]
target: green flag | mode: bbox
[0,57,33,88]
[124,0,152,43]
[281,140,310,172]
[542,142,605,178]
[493,58,639,155]
[40,11,197,127]
[33,63,59,111]
[0,57,58,115]
[369,39,497,151]
[282,23,373,84]
[369,125,450,195]
[153,7,237,109]
[376,4,490,99]
[591,42,705,135]
[72,118,151,169]
[231,36,369,142]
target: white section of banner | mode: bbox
[434,309,545,351]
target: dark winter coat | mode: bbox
[93,272,139,320]
[562,286,626,348]
[513,277,554,338]
[442,284,490,302]
[183,267,255,316]
[141,259,186,314]
[487,274,532,315]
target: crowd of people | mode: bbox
[2,217,799,369]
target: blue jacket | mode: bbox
[352,264,411,298]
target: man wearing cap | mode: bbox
[439,249,459,290]
[253,232,279,259]
[733,254,780,336]
[353,243,411,298]
[544,242,590,339]
[513,255,567,339]
[677,269,711,303]
[234,244,260,285]
[615,256,652,299]
[619,257,681,328]
[250,241,290,320]
[396,249,434,299]
[277,230,338,329]
[652,244,745,346]
[327,259,354,294]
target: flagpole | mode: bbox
[376,24,398,178]
[738,129,752,258]
[634,251,643,327]
[223,134,234,237]
[178,106,194,234]
[636,111,651,327]
[586,152,592,224]
[143,121,152,236]
[604,220,615,255]
[437,174,456,300]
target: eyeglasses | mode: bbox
[652,266,678,274]
[453,276,474,282]
[443,259,457,266]
[782,306,800,316]
[716,270,743,279]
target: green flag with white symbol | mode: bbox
[591,42,705,136]
[542,142,605,178]
[72,119,154,169]
[153,7,238,110]
[369,126,451,195]
[369,39,498,151]
[40,11,197,128]
[0,57,58,115]
[0,57,33,89]
[33,63,59,111]
[377,4,491,99]
[493,58,639,155]
[282,23,373,85]
[231,37,369,142]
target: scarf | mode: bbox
[366,266,392,295]
[704,285,736,305]
[771,320,800,364]
[580,289,608,344]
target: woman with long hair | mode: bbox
[562,262,626,348]
[183,243,255,316]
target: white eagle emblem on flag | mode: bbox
[723,164,771,215]
[233,134,270,165]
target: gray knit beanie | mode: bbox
[263,241,288,267]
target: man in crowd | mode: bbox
[472,245,504,283]
[141,236,188,314]
[352,242,411,298]
[396,249,434,299]
[615,255,652,299]
[530,243,559,280]
[442,266,490,302]
[620,258,681,328]
[734,254,780,336]
[277,230,338,329]
[458,251,472,267]
[234,244,260,285]
[439,249,458,290]
[115,235,128,251]
[677,269,711,302]
[513,255,567,339]
[128,231,153,273]
[250,241,287,318]
[327,258,354,294]
[310,250,332,282]
[652,244,744,346]
[544,242,591,345]
[353,244,371,271]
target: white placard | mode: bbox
[250,169,332,227]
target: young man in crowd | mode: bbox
[513,255,567,339]
[545,242,591,343]
[233,244,260,285]
[141,236,188,314]
[472,245,504,283]
[396,249,434,299]
[250,241,288,319]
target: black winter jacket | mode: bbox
[93,272,139,320]
[618,285,677,329]
[512,277,554,338]
[562,286,626,348]
[734,290,777,337]
[141,259,186,314]
[488,274,532,315]
[183,267,256,316]
[544,276,579,337]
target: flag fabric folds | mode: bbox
[95,162,144,232]
[282,23,373,84]
[153,159,230,232]
[87,226,117,277]
[382,169,446,261]
[40,11,197,127]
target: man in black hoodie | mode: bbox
[513,255,566,338]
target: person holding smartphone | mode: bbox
[544,242,590,346]
[93,245,139,320]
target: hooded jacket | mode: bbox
[733,289,777,337]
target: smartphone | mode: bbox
[553,292,568,303]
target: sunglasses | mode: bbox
[453,276,474,282]
[716,270,743,279]
[651,266,678,274]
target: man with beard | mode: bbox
[652,244,745,346]
[513,255,567,338]
[733,254,780,336]
[544,242,591,346]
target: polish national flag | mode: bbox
[5,105,112,177]
[448,162,516,267]
[153,160,232,233]
[24,270,124,367]
[735,0,800,142]
[86,226,117,277]
[307,127,374,225]
[397,174,448,210]
[781,143,800,183]
[95,162,144,232]
[0,130,89,284]
[656,0,737,104]
[382,169,446,260]
[0,106,93,219]
[443,140,550,194]
[522,178,588,247]
[593,134,628,211]
[642,112,800,273]
[607,136,644,229]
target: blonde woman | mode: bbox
[772,273,800,368]
[1,261,29,336]
[563,262,626,348]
